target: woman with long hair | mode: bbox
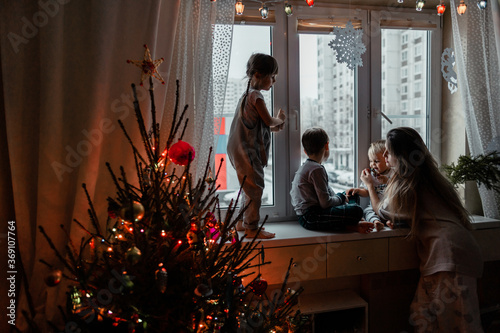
[361,127,483,332]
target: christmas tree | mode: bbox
[29,47,307,333]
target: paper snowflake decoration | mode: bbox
[127,44,165,86]
[328,21,366,70]
[441,48,458,94]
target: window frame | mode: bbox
[370,10,442,157]
[286,6,371,218]
[217,4,442,222]
[217,6,289,220]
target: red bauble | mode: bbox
[45,269,63,287]
[249,278,268,296]
[169,140,195,166]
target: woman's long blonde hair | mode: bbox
[382,127,471,237]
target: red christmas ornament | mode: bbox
[45,269,63,287]
[249,278,268,296]
[169,140,195,166]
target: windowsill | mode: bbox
[238,215,500,248]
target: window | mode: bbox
[215,5,441,220]
[415,44,422,57]
[402,101,408,111]
[402,50,408,62]
[380,28,432,141]
[414,81,422,92]
[414,97,422,111]
[215,25,275,208]
[402,33,409,44]
[414,62,422,75]
[401,67,408,78]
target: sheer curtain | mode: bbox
[162,0,234,179]
[0,0,234,331]
[450,0,500,219]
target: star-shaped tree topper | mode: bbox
[127,44,165,86]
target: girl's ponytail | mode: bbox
[241,78,252,111]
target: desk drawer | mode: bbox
[388,237,419,271]
[246,244,328,285]
[473,228,500,261]
[327,239,388,278]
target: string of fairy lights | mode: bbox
[210,0,490,18]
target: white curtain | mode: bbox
[450,0,500,219]
[162,0,234,179]
[0,0,234,331]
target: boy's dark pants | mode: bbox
[298,202,363,231]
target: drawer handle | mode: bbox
[357,256,364,261]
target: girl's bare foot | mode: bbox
[245,229,275,239]
[236,220,245,231]
[236,220,264,231]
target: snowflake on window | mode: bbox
[328,20,366,70]
[441,48,458,94]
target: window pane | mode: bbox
[299,34,356,190]
[215,25,274,208]
[381,29,428,141]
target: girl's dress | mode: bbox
[227,89,270,230]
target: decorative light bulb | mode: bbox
[416,0,425,11]
[305,0,314,7]
[235,1,244,15]
[398,0,404,3]
[477,0,487,9]
[284,3,293,16]
[260,5,269,19]
[436,3,446,15]
[457,0,467,15]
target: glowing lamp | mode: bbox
[260,5,269,19]
[398,0,403,3]
[457,0,467,15]
[436,3,446,16]
[477,0,487,9]
[305,0,314,7]
[235,1,244,15]
[284,3,293,16]
[416,0,425,11]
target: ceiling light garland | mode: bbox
[235,1,244,15]
[259,4,269,19]
[477,0,487,9]
[284,1,293,16]
[436,1,446,15]
[225,1,488,19]
[416,0,425,11]
[457,0,467,14]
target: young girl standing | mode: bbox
[227,53,286,239]
[362,127,483,332]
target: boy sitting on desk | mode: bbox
[290,127,374,233]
